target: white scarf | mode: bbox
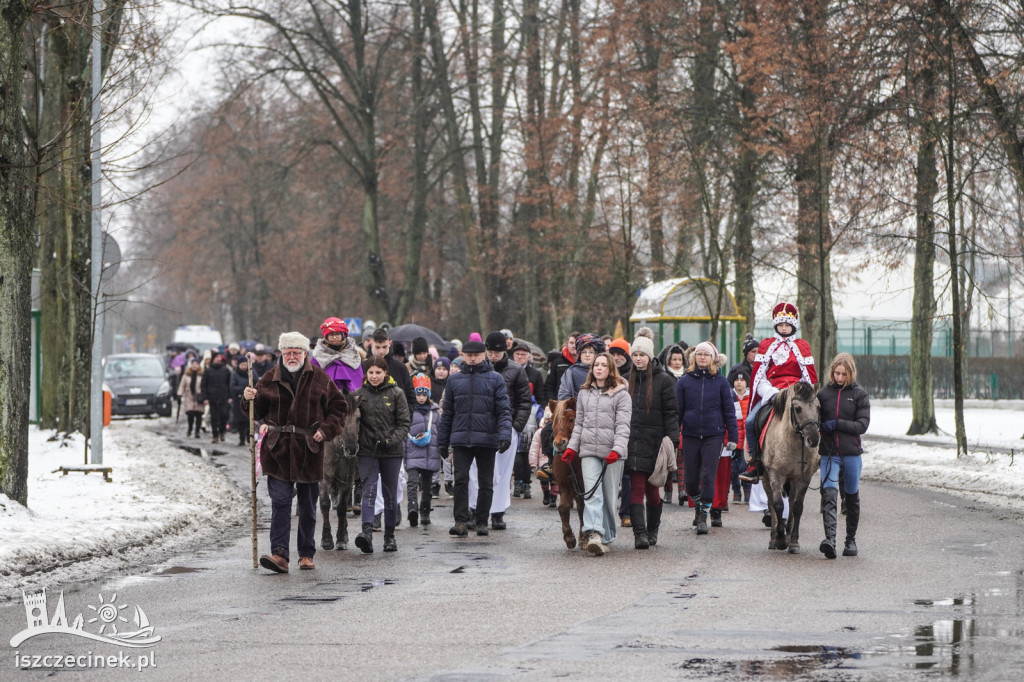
[751,334,813,401]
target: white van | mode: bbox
[172,325,223,352]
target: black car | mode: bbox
[104,353,173,417]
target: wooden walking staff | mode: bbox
[247,353,258,568]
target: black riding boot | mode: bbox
[819,487,838,559]
[383,526,397,552]
[646,501,663,546]
[696,502,710,535]
[710,508,723,527]
[630,503,649,550]
[355,523,374,554]
[843,492,860,556]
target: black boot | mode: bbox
[355,523,374,554]
[710,508,723,528]
[630,503,649,549]
[420,508,431,526]
[646,501,663,546]
[696,503,710,535]
[522,481,532,499]
[542,489,551,506]
[491,513,506,530]
[383,527,397,552]
[819,487,838,559]
[513,481,522,498]
[843,492,860,556]
[408,508,419,527]
[692,504,700,527]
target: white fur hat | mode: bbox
[632,327,656,359]
[278,331,311,351]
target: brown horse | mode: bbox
[320,397,361,550]
[761,382,820,554]
[548,398,586,549]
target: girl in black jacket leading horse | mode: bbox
[817,353,871,559]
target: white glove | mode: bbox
[758,383,780,402]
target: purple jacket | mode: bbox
[309,339,364,394]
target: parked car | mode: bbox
[103,353,173,418]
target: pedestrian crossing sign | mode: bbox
[344,318,363,337]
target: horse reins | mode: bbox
[790,401,821,480]
[567,459,610,501]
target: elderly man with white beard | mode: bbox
[242,331,348,573]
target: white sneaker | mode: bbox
[587,532,607,556]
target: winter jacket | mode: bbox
[310,338,364,394]
[544,347,574,401]
[817,381,870,457]
[243,359,348,483]
[430,377,448,406]
[177,369,204,413]
[493,356,533,432]
[567,379,632,460]
[353,377,412,458]
[202,363,232,403]
[404,402,441,471]
[557,363,591,400]
[727,359,753,385]
[251,359,275,383]
[626,360,679,474]
[733,390,750,451]
[522,363,546,405]
[229,368,249,403]
[675,368,739,443]
[436,360,513,451]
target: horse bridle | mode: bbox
[790,401,820,477]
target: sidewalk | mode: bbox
[0,421,246,600]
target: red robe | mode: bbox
[749,335,818,412]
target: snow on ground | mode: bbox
[863,400,1024,513]
[0,422,247,600]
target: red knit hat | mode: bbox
[320,317,349,338]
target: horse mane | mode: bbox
[792,381,815,401]
[772,386,789,418]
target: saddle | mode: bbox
[754,395,777,451]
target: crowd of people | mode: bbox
[177,304,870,573]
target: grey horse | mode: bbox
[761,381,820,554]
[320,400,361,550]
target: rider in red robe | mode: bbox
[738,302,818,482]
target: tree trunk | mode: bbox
[425,0,490,331]
[36,8,93,436]
[0,0,34,504]
[907,60,939,436]
[794,142,837,367]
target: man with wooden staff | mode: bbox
[241,331,348,573]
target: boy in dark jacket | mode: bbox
[437,339,513,537]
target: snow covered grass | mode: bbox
[0,422,246,600]
[863,402,1024,513]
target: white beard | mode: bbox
[284,359,303,373]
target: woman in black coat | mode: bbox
[625,328,679,549]
[817,352,870,560]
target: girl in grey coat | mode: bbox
[563,352,633,556]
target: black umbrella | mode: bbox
[386,324,451,352]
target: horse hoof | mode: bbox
[565,536,576,550]
[788,544,800,554]
[322,537,334,551]
[337,542,347,551]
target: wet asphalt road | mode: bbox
[5,429,1024,680]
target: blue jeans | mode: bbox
[267,475,319,561]
[581,458,624,543]
[820,454,862,494]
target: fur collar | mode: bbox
[312,337,362,371]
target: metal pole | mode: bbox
[89,0,104,464]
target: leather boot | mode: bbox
[843,492,860,556]
[383,527,397,552]
[819,487,838,559]
[696,502,710,535]
[646,501,663,546]
[355,522,374,554]
[629,503,649,549]
[710,508,723,527]
[692,504,700,527]
[491,513,506,530]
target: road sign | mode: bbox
[344,318,363,337]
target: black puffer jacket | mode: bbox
[354,378,412,458]
[493,356,533,432]
[202,363,232,402]
[436,360,512,451]
[626,360,679,474]
[817,381,870,457]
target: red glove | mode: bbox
[605,450,620,464]
[561,448,577,463]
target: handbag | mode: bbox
[409,410,433,447]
